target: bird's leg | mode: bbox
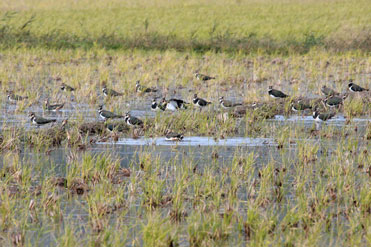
[315,122,321,131]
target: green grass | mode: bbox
[1,136,370,246]
[0,0,370,54]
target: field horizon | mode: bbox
[1,0,370,54]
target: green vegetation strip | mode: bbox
[0,0,370,53]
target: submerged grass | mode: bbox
[1,135,369,246]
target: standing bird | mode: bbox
[102,85,123,97]
[165,129,184,141]
[124,113,143,127]
[321,85,339,96]
[7,91,28,103]
[268,86,289,99]
[194,73,215,81]
[60,83,75,92]
[312,110,336,122]
[348,82,369,92]
[193,94,211,109]
[323,94,348,108]
[163,98,188,111]
[44,98,64,111]
[219,96,242,109]
[151,98,166,111]
[97,105,124,121]
[29,112,57,126]
[136,81,157,93]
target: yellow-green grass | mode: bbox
[0,0,370,53]
[1,49,369,108]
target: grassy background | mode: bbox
[0,0,370,54]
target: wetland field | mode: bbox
[0,0,371,246]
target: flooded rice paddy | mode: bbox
[0,52,370,246]
[1,95,370,246]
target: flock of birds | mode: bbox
[5,73,370,141]
[269,81,369,121]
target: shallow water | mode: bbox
[8,129,364,246]
[1,94,370,246]
[272,114,370,124]
[97,136,278,147]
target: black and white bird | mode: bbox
[60,83,75,92]
[98,105,124,121]
[268,86,289,98]
[219,96,242,109]
[29,112,57,126]
[7,91,28,103]
[44,98,64,111]
[321,85,339,96]
[323,94,347,108]
[163,98,188,111]
[151,98,166,111]
[165,130,184,141]
[192,94,211,108]
[291,100,312,112]
[102,85,123,97]
[136,81,157,93]
[313,110,336,122]
[194,73,215,81]
[105,122,128,132]
[348,81,369,92]
[124,113,143,127]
